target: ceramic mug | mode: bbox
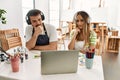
[10,56,19,72]
[85,58,93,69]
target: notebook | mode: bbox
[41,50,79,75]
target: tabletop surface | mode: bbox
[0,50,104,80]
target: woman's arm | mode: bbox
[68,33,77,50]
[68,29,80,50]
[89,31,97,49]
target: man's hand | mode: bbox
[34,26,42,36]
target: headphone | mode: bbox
[26,9,45,25]
[74,11,90,24]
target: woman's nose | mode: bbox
[77,21,82,25]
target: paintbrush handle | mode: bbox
[0,47,13,57]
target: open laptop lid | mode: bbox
[41,50,79,75]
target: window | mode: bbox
[49,0,71,28]
[49,0,60,28]
[22,0,34,34]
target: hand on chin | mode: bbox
[78,26,83,29]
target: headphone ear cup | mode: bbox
[41,15,45,20]
[40,11,45,20]
[27,19,31,25]
[26,16,31,25]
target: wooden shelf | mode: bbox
[108,36,120,39]
[106,36,120,53]
[106,50,118,53]
[0,29,22,51]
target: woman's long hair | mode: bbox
[73,11,91,46]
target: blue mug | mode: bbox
[85,58,93,69]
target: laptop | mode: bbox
[41,50,79,75]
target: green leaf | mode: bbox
[0,9,7,24]
[2,20,6,24]
[1,17,6,20]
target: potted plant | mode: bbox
[0,9,7,24]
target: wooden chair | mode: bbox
[111,30,118,36]
[56,28,66,50]
[91,22,107,55]
[0,28,22,51]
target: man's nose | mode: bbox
[36,20,40,24]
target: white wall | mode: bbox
[105,0,119,28]
[0,0,24,39]
[72,0,120,28]
[115,0,120,27]
[35,0,49,23]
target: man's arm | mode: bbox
[26,33,38,50]
[33,41,57,50]
[26,26,42,50]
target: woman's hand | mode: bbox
[74,28,80,35]
[80,46,95,54]
[80,49,86,54]
[75,28,80,34]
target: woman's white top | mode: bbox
[70,29,85,50]
[70,29,97,50]
[74,40,85,50]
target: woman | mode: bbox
[68,11,97,53]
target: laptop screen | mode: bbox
[41,50,79,75]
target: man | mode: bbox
[25,9,57,50]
